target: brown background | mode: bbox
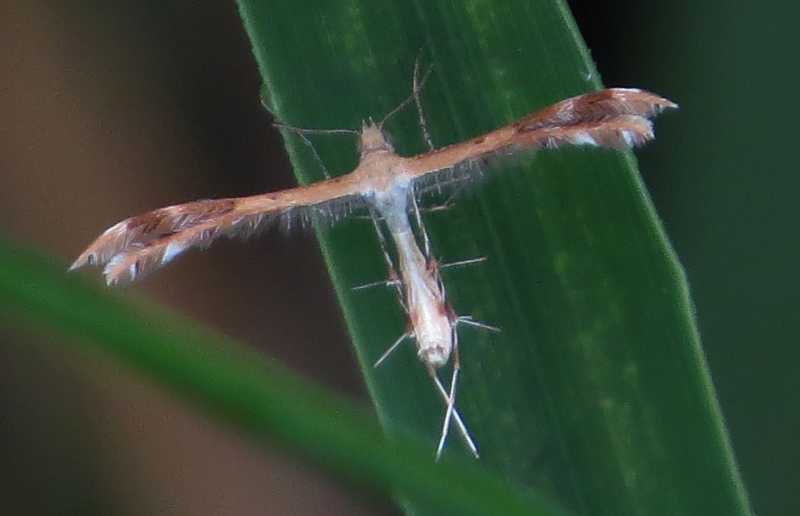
[2,1,797,515]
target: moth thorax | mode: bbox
[359,121,394,156]
[418,341,450,368]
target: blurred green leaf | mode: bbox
[0,236,569,516]
[239,1,752,515]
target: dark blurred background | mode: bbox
[1,1,796,515]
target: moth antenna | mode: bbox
[378,62,433,130]
[412,55,434,151]
[272,122,359,137]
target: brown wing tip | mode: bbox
[68,249,125,284]
[519,87,677,134]
[67,250,104,275]
[68,217,134,271]
[68,254,89,272]
[604,87,679,111]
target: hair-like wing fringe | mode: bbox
[402,88,677,185]
[69,199,263,284]
[71,191,363,285]
[517,87,676,132]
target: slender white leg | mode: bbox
[457,316,501,333]
[285,129,332,179]
[351,278,401,291]
[429,372,478,458]
[434,363,458,461]
[409,188,432,259]
[429,338,478,460]
[435,331,458,461]
[374,333,411,368]
[439,257,487,270]
[368,208,406,309]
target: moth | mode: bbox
[71,79,676,458]
[362,177,499,460]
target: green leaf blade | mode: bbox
[239,1,752,515]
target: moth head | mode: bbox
[359,118,394,156]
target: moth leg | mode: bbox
[351,274,400,291]
[368,207,406,308]
[409,186,432,259]
[421,180,471,212]
[283,128,331,179]
[428,370,479,459]
[457,315,501,333]
[374,332,411,368]
[434,365,456,460]
[432,334,479,460]
[439,256,487,271]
